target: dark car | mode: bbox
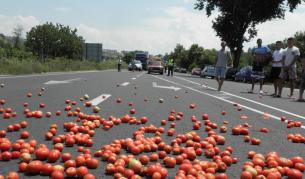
[180,68,187,73]
[147,61,164,75]
[201,66,215,78]
[234,66,252,83]
[174,68,181,72]
[225,68,239,80]
[191,68,202,76]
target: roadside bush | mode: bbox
[0,57,126,75]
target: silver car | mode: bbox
[128,60,143,71]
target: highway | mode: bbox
[0,70,304,178]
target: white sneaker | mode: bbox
[259,90,264,94]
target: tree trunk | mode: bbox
[233,45,242,68]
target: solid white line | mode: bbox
[131,78,137,80]
[175,76,305,120]
[121,82,130,86]
[44,78,83,85]
[89,94,111,106]
[0,70,116,79]
[151,75,305,129]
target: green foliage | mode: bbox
[25,22,84,59]
[0,57,126,75]
[122,51,135,64]
[169,44,217,70]
[195,0,305,67]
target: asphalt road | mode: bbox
[0,70,305,178]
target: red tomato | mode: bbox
[84,174,96,179]
[240,171,252,179]
[66,167,77,177]
[41,163,53,176]
[287,169,303,179]
[215,173,228,179]
[6,172,19,179]
[77,166,89,177]
[164,157,176,168]
[51,171,64,179]
[26,160,43,175]
[86,158,99,169]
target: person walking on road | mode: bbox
[297,57,305,102]
[131,59,135,72]
[167,58,174,77]
[278,37,300,98]
[164,60,168,74]
[215,41,232,91]
[117,58,122,72]
[249,39,272,94]
[270,41,284,97]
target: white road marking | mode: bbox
[120,82,130,86]
[152,75,305,129]
[44,78,83,85]
[152,82,181,91]
[175,76,305,120]
[132,73,145,80]
[89,94,111,106]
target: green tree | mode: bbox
[188,44,204,68]
[122,51,135,64]
[195,0,305,68]
[294,31,305,58]
[13,24,24,49]
[25,22,84,60]
[170,44,188,68]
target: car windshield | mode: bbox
[148,61,161,66]
[135,60,141,64]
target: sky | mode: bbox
[1,0,305,55]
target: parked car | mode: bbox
[174,68,181,72]
[128,60,143,71]
[234,66,252,83]
[225,68,239,80]
[201,66,215,78]
[180,68,187,73]
[147,61,164,75]
[191,68,202,76]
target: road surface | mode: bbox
[0,70,304,178]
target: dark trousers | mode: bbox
[118,64,121,72]
[167,66,173,76]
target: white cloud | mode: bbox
[244,10,305,49]
[54,7,72,12]
[77,6,219,54]
[0,15,39,36]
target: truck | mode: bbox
[135,51,149,70]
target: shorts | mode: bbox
[301,71,305,89]
[279,66,297,80]
[251,71,265,80]
[270,67,282,81]
[215,67,226,78]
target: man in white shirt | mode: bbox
[278,37,300,98]
[271,41,284,97]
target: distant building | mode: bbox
[102,49,123,60]
[82,43,103,61]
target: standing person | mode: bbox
[270,41,284,97]
[117,58,122,72]
[167,58,174,76]
[215,41,232,91]
[131,59,135,72]
[164,61,168,74]
[278,37,300,98]
[249,39,272,94]
[297,57,305,102]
